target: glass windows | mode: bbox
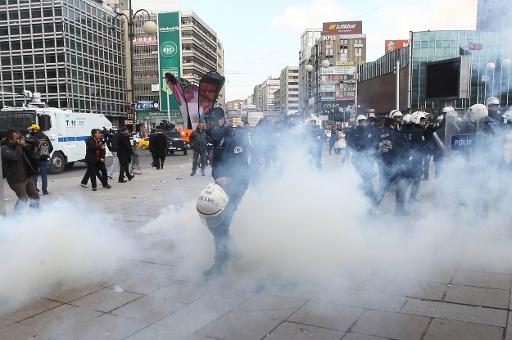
[44,23,54,33]
[2,71,12,80]
[43,8,53,17]
[45,38,55,48]
[46,69,57,78]
[34,54,44,64]
[31,8,41,18]
[0,26,7,35]
[22,40,32,49]
[35,69,45,79]
[57,53,65,62]
[55,7,62,16]
[0,11,6,21]
[23,54,33,64]
[46,53,56,63]
[10,25,20,35]
[9,10,18,20]
[20,9,30,19]
[11,40,20,50]
[55,22,63,32]
[1,56,10,65]
[33,39,44,49]
[21,25,31,35]
[24,69,34,79]
[32,23,42,34]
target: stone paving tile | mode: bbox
[1,299,61,322]
[0,323,40,339]
[452,269,512,290]
[0,318,13,328]
[54,313,148,340]
[423,318,504,340]
[111,295,186,323]
[197,287,255,312]
[72,287,142,313]
[266,321,344,339]
[19,304,101,334]
[46,283,105,303]
[197,312,281,340]
[350,310,430,340]
[381,279,447,301]
[127,299,227,340]
[342,333,392,340]
[317,289,407,312]
[507,328,512,340]
[288,301,364,331]
[234,293,306,321]
[149,280,213,304]
[443,285,509,309]
[401,299,508,327]
[117,270,176,295]
[412,268,456,284]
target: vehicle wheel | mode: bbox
[65,162,75,168]
[183,149,187,156]
[49,152,66,174]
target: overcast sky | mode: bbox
[132,0,477,101]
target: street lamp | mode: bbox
[486,62,496,98]
[503,58,512,106]
[321,59,330,68]
[111,2,157,126]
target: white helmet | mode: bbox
[403,114,412,123]
[442,106,455,114]
[466,104,488,122]
[411,111,426,125]
[389,110,403,118]
[197,183,229,227]
[356,114,367,121]
[486,97,500,106]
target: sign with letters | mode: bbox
[451,134,475,150]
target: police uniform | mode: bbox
[347,125,377,200]
[207,125,250,271]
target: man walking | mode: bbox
[117,127,134,183]
[27,124,53,195]
[190,122,209,176]
[150,130,167,170]
[1,129,40,209]
[81,129,111,191]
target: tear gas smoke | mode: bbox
[0,201,135,315]
[141,122,512,293]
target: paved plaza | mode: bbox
[1,150,511,340]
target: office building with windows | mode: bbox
[0,0,127,122]
[299,29,321,113]
[279,66,299,114]
[260,78,280,111]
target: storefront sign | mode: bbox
[323,21,362,35]
[321,66,357,75]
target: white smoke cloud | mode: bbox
[0,202,135,314]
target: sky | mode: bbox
[132,0,477,101]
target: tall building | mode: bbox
[307,21,366,120]
[0,0,127,122]
[279,66,299,114]
[253,83,263,110]
[299,29,321,113]
[131,11,225,119]
[260,78,280,111]
[477,0,511,33]
[358,30,511,114]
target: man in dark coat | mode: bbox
[150,130,167,169]
[1,129,40,209]
[117,127,134,183]
[81,129,111,191]
[190,122,209,176]
[27,124,53,195]
[148,130,157,168]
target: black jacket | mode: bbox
[189,129,209,152]
[106,133,119,152]
[211,126,250,182]
[117,133,133,164]
[85,136,106,164]
[1,142,36,184]
[150,133,167,156]
[28,131,53,161]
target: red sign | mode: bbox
[385,40,409,53]
[323,21,362,35]
[468,42,482,50]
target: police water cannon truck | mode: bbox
[0,91,112,173]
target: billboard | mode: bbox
[323,21,362,35]
[321,66,357,75]
[158,12,181,112]
[385,40,409,53]
[425,57,470,100]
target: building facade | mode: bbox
[358,30,511,114]
[253,83,263,110]
[477,0,511,33]
[306,21,366,120]
[299,29,321,113]
[260,78,280,111]
[279,66,299,114]
[0,0,127,121]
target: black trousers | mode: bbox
[82,161,108,188]
[155,153,165,169]
[119,161,131,181]
[192,149,207,172]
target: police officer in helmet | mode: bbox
[202,107,251,276]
